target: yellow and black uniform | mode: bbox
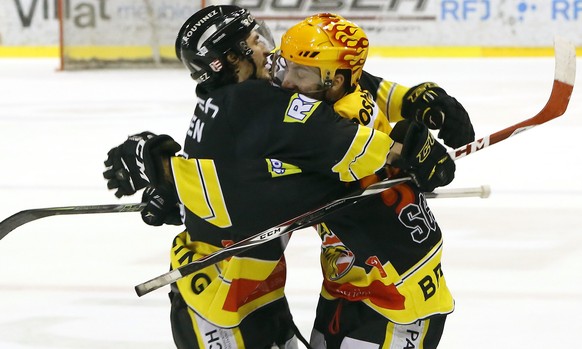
[339,71,410,132]
[331,70,407,143]
[310,71,454,349]
[168,79,393,349]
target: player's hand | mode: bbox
[103,132,181,198]
[389,119,455,192]
[402,82,475,148]
[141,186,182,226]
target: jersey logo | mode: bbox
[266,158,302,177]
[318,224,355,281]
[284,93,321,123]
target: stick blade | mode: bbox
[0,210,53,240]
[0,203,145,241]
[542,35,577,121]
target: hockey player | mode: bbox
[102,6,456,349]
[270,13,475,348]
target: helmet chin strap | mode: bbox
[242,50,262,81]
[285,86,328,102]
[302,77,334,102]
[294,76,331,96]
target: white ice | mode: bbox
[0,56,581,348]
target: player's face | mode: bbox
[247,31,272,80]
[239,23,275,82]
[281,62,323,94]
[270,51,325,97]
[269,51,347,102]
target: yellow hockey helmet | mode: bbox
[279,13,369,90]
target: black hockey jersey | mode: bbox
[316,71,455,324]
[169,79,393,326]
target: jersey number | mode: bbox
[398,195,436,243]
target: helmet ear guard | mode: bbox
[279,13,369,91]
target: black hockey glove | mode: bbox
[141,186,182,226]
[389,119,455,192]
[402,82,475,148]
[103,132,181,198]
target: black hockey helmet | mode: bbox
[175,5,273,89]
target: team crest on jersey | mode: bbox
[319,224,355,281]
[266,158,302,177]
[284,93,321,123]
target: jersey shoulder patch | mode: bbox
[284,93,322,124]
[266,158,302,177]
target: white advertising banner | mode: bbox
[232,0,582,47]
[0,0,198,46]
[0,0,580,52]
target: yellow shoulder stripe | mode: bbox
[171,157,232,228]
[332,126,390,182]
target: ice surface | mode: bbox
[1,57,581,348]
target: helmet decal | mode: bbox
[175,5,268,89]
[182,9,219,45]
[332,21,369,75]
[279,13,369,89]
[209,59,223,72]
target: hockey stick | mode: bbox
[425,185,491,199]
[134,176,412,296]
[134,36,575,297]
[0,186,487,240]
[450,36,576,160]
[133,183,489,297]
[0,203,146,241]
[133,181,489,297]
